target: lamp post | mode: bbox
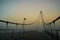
[22,18,26,35]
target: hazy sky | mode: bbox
[0,0,60,23]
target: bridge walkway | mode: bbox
[19,32,53,40]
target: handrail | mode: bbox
[0,19,39,25]
[47,16,60,25]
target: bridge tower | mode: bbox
[40,11,46,31]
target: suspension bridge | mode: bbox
[0,11,60,40]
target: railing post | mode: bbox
[56,30,59,40]
[16,24,18,40]
[53,22,55,30]
[50,24,54,39]
[48,24,50,35]
[22,24,24,36]
[12,30,14,40]
[6,22,8,40]
[19,29,21,40]
[53,22,59,40]
[46,24,48,33]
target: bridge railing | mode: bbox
[45,16,60,40]
[0,29,21,40]
[0,20,23,40]
[0,19,38,40]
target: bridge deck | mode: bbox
[0,31,53,40]
[20,32,52,40]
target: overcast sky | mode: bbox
[0,0,60,23]
[0,0,60,31]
